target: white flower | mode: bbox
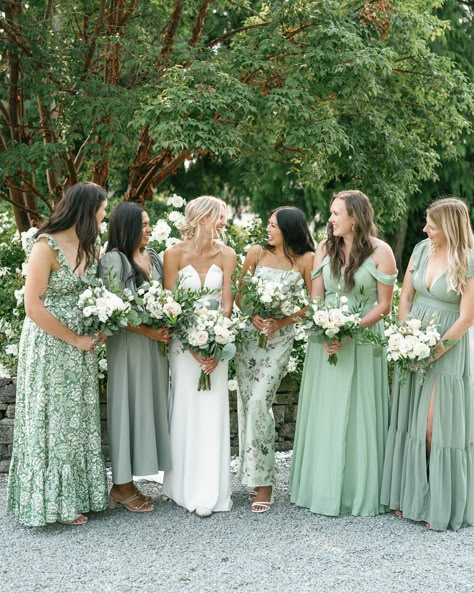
[0,267,9,278]
[82,306,95,317]
[99,359,108,371]
[166,237,181,248]
[167,194,186,208]
[228,379,238,392]
[189,330,209,347]
[100,222,108,235]
[406,318,422,332]
[14,287,25,306]
[287,357,298,373]
[168,211,185,229]
[163,301,182,317]
[5,344,18,357]
[20,226,38,254]
[151,220,172,242]
[339,296,349,304]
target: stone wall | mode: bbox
[0,377,299,471]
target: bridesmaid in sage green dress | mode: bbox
[98,202,172,513]
[7,182,109,526]
[381,198,474,530]
[235,207,314,513]
[290,190,397,516]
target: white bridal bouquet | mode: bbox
[135,281,182,356]
[239,273,308,348]
[384,316,447,380]
[176,296,239,391]
[304,295,362,365]
[78,281,140,337]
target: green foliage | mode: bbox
[1,0,473,235]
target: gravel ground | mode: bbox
[1,452,474,593]
[2,330,473,593]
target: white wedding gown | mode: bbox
[162,264,233,513]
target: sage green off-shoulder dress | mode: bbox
[7,234,108,526]
[290,255,396,516]
[381,239,474,530]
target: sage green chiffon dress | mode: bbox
[7,234,108,526]
[98,249,171,485]
[290,256,396,516]
[235,266,300,488]
[381,239,474,530]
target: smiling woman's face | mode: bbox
[328,198,355,238]
[139,211,152,248]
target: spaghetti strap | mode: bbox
[256,245,264,265]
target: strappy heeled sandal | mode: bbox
[109,492,154,513]
[248,490,257,502]
[58,514,88,526]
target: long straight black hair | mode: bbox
[35,182,107,271]
[264,206,315,262]
[106,201,149,286]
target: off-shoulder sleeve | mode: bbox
[311,256,329,280]
[362,257,397,286]
[467,251,474,279]
[409,239,430,273]
[98,251,127,291]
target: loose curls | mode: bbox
[427,197,474,294]
[326,190,376,290]
[264,207,315,262]
[180,195,226,246]
[35,182,107,271]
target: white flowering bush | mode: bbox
[238,272,308,348]
[78,281,141,336]
[384,316,444,380]
[148,193,186,253]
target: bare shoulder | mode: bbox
[300,250,315,268]
[316,239,328,256]
[30,236,56,260]
[372,238,395,261]
[222,245,237,262]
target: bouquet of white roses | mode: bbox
[304,295,362,365]
[384,316,445,381]
[78,280,141,338]
[176,296,239,390]
[239,272,308,348]
[135,281,182,356]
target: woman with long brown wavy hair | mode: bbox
[290,190,397,516]
[381,197,474,530]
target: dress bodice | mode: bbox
[410,239,474,312]
[312,255,397,315]
[32,233,98,332]
[254,265,303,284]
[177,264,223,301]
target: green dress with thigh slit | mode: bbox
[290,255,396,516]
[381,239,474,530]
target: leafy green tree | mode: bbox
[1,0,472,235]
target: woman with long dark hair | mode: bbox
[98,202,171,513]
[290,190,397,517]
[381,198,474,530]
[7,182,109,526]
[235,206,315,513]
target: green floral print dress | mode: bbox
[7,234,108,526]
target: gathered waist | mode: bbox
[415,295,460,313]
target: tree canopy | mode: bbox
[1,1,473,233]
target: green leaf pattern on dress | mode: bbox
[7,234,108,526]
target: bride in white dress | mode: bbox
[162,195,237,517]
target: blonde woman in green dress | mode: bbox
[290,190,397,516]
[235,207,314,513]
[7,182,109,526]
[381,198,474,530]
